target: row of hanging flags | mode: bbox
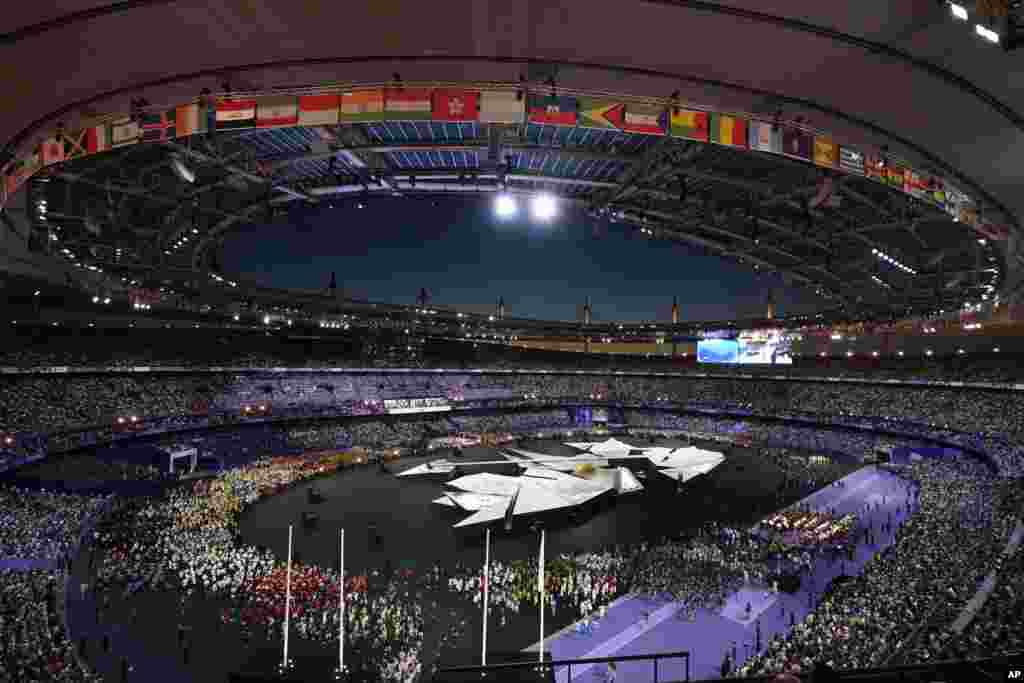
[2,88,1008,240]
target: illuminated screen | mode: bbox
[737,329,793,365]
[698,332,793,365]
[697,339,740,364]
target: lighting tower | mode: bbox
[583,296,593,354]
[671,295,680,356]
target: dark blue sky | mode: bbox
[223,197,819,322]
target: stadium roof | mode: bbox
[1,1,1022,320]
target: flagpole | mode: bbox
[538,527,546,665]
[482,526,490,666]
[339,528,345,674]
[284,524,293,671]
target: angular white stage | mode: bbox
[397,437,724,528]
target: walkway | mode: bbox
[529,465,916,682]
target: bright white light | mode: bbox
[976,24,999,43]
[530,194,557,221]
[950,3,968,20]
[494,194,517,218]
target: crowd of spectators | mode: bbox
[0,487,109,563]
[0,569,101,682]
[2,363,1024,482]
[3,327,1024,679]
[737,457,1021,676]
[3,326,1024,382]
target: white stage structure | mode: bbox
[398,438,724,528]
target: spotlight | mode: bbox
[950,3,968,21]
[494,194,517,218]
[530,194,557,221]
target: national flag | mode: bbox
[838,147,865,176]
[782,127,813,161]
[383,89,433,120]
[924,178,946,206]
[60,127,100,159]
[958,205,979,226]
[432,89,480,122]
[215,99,257,130]
[139,109,176,143]
[256,96,299,128]
[300,94,342,125]
[479,91,524,124]
[110,118,140,147]
[904,170,926,199]
[577,98,622,129]
[670,108,709,142]
[338,91,385,122]
[40,137,65,166]
[885,164,905,189]
[813,137,838,167]
[175,103,205,137]
[619,103,665,135]
[709,113,747,147]
[747,120,780,153]
[527,94,578,125]
[864,156,887,183]
[86,124,112,154]
[6,153,40,196]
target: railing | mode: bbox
[434,650,690,683]
[681,651,1022,682]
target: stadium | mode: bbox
[1,2,1024,683]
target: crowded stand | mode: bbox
[0,569,102,682]
[3,325,1024,382]
[735,457,1020,676]
[0,487,109,564]
[2,325,1024,681]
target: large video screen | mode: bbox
[737,329,793,365]
[698,330,793,365]
[697,339,740,364]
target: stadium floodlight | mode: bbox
[950,2,968,20]
[976,24,1000,43]
[530,194,557,221]
[494,194,518,218]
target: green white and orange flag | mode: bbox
[339,91,386,122]
[383,89,433,120]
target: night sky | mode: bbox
[223,197,820,322]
